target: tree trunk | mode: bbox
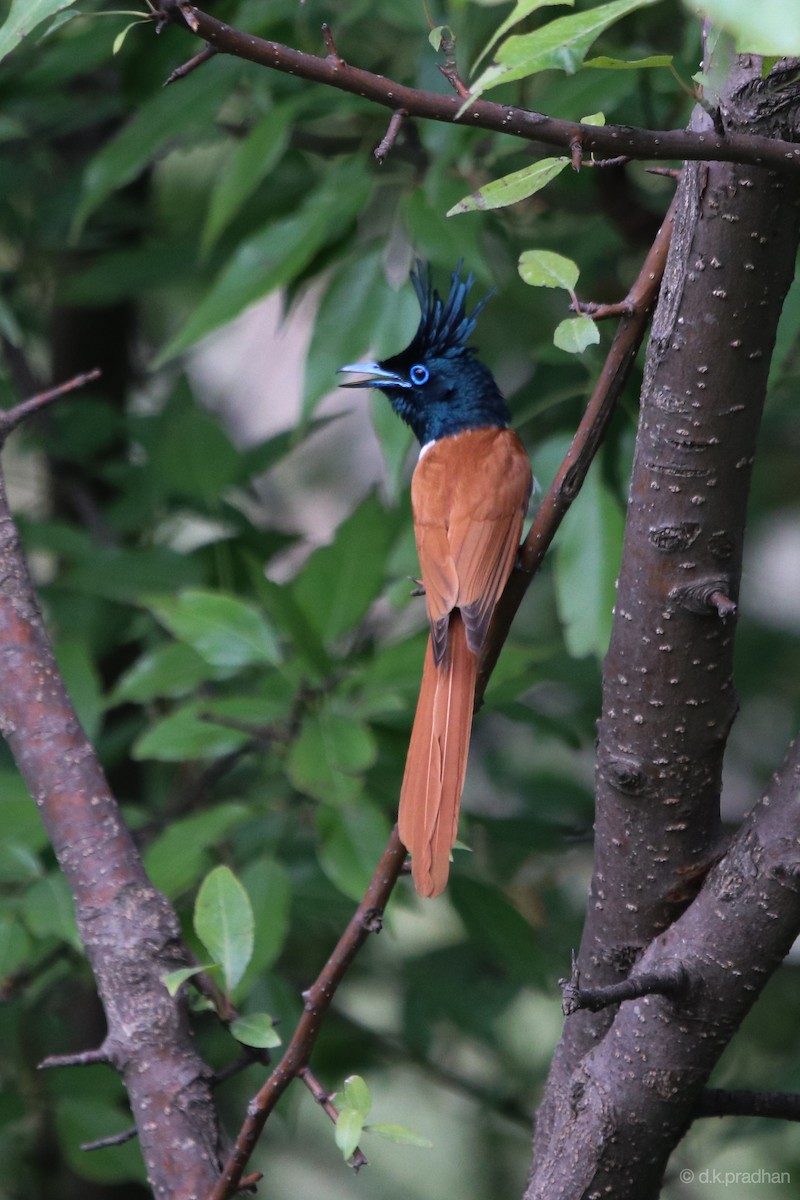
[528,53,800,1199]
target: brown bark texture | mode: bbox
[0,463,222,1197]
[528,57,800,1199]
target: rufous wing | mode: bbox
[399,429,533,895]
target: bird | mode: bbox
[339,262,532,898]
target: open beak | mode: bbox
[338,362,407,388]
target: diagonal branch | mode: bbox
[208,827,407,1200]
[154,3,800,174]
[476,192,676,703]
[0,380,222,1199]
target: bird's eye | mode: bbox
[410,364,430,386]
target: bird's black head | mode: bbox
[339,261,510,445]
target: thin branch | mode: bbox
[299,1067,369,1170]
[476,191,677,704]
[435,27,470,100]
[163,42,217,86]
[154,3,800,174]
[560,959,690,1016]
[697,1088,800,1122]
[374,109,407,162]
[321,22,344,66]
[208,827,407,1200]
[39,1047,110,1070]
[82,1127,138,1152]
[0,369,101,442]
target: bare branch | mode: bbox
[561,960,690,1016]
[81,1127,138,1152]
[163,42,217,86]
[374,109,407,162]
[209,828,407,1199]
[698,1088,800,1122]
[0,369,101,441]
[154,3,800,174]
[476,192,677,703]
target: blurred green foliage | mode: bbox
[1,2,800,1198]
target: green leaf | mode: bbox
[519,249,580,292]
[470,0,662,97]
[583,53,673,69]
[202,107,293,254]
[555,464,624,658]
[316,801,391,901]
[146,589,281,669]
[447,157,569,215]
[553,315,599,353]
[579,111,606,125]
[473,0,573,68]
[303,250,416,417]
[162,964,216,997]
[156,164,372,363]
[55,637,103,740]
[0,842,41,884]
[194,865,254,994]
[110,642,222,705]
[145,804,250,898]
[292,494,399,644]
[366,1123,433,1148]
[686,0,800,54]
[428,24,447,50]
[239,858,291,978]
[342,1074,372,1118]
[65,546,204,604]
[55,1095,146,1185]
[288,707,378,807]
[23,874,81,950]
[72,62,236,234]
[148,402,241,507]
[132,701,252,762]
[335,1106,365,1161]
[0,917,31,976]
[449,876,545,986]
[112,19,145,55]
[0,0,76,64]
[0,776,49,852]
[230,1012,282,1049]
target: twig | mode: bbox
[560,957,690,1016]
[208,827,408,1200]
[0,369,101,442]
[163,43,217,86]
[82,1127,138,1152]
[697,1088,800,1122]
[435,27,470,100]
[573,299,633,320]
[299,1067,369,1170]
[154,2,800,174]
[38,1047,110,1070]
[213,1047,272,1087]
[374,109,407,162]
[321,23,344,67]
[476,192,677,704]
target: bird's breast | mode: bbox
[411,427,532,526]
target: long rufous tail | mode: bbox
[398,611,477,898]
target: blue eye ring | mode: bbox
[410,363,430,386]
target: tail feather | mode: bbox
[398,612,477,897]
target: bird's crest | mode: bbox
[405,260,494,361]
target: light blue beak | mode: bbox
[338,362,408,388]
